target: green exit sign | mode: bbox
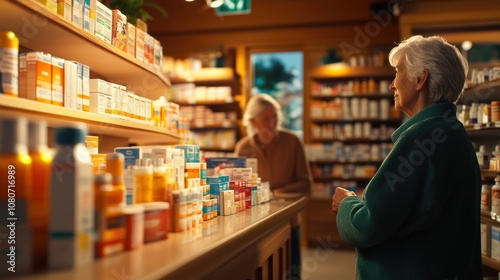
[216,0,251,15]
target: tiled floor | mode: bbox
[301,246,357,280]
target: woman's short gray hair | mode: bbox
[242,93,283,136]
[388,35,469,103]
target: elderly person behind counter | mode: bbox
[234,93,312,279]
[331,35,483,279]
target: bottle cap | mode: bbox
[106,153,124,178]
[0,116,28,154]
[136,158,151,166]
[479,145,486,153]
[496,176,500,183]
[153,158,164,166]
[28,120,48,152]
[55,123,88,145]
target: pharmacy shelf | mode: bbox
[459,79,500,105]
[310,159,383,165]
[17,197,306,280]
[170,67,238,84]
[1,0,170,100]
[310,65,395,79]
[0,95,179,144]
[310,137,392,143]
[311,93,394,100]
[310,118,401,124]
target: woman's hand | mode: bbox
[331,187,357,213]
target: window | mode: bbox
[250,51,304,138]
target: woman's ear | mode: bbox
[416,69,429,91]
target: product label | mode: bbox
[0,47,18,95]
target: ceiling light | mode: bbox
[206,0,224,8]
[462,41,473,51]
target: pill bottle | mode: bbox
[0,31,19,96]
[49,123,94,269]
[0,116,32,274]
[106,153,125,206]
[134,158,153,203]
[491,177,500,216]
[152,158,167,202]
[482,184,491,211]
[28,120,52,271]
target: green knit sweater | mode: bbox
[337,102,483,280]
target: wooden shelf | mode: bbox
[313,176,373,181]
[310,65,395,79]
[310,118,401,124]
[174,100,238,106]
[311,159,383,165]
[311,93,394,99]
[0,95,179,144]
[170,67,238,84]
[459,79,500,105]
[311,137,392,143]
[2,0,169,100]
[483,256,500,271]
[190,125,238,130]
[17,198,306,280]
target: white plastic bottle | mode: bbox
[491,176,500,217]
[476,145,488,169]
[49,123,94,269]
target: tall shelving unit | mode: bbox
[304,64,400,247]
[170,67,242,153]
[0,0,179,152]
[457,78,500,273]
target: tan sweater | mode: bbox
[234,129,312,194]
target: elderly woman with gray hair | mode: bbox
[234,93,312,279]
[332,35,482,279]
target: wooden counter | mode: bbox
[16,197,307,280]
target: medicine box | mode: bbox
[72,0,84,29]
[75,62,83,111]
[26,52,52,104]
[83,0,96,34]
[51,56,64,106]
[63,60,77,109]
[57,0,72,21]
[85,135,99,155]
[91,154,106,174]
[482,223,489,256]
[206,157,246,176]
[112,9,128,52]
[89,80,112,116]
[114,146,153,168]
[126,22,136,57]
[492,226,500,260]
[95,1,112,44]
[135,27,145,63]
[82,64,90,112]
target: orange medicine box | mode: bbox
[26,52,52,104]
[91,154,106,174]
[143,202,169,243]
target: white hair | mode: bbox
[388,35,469,103]
[242,94,283,136]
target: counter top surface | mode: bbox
[12,196,307,280]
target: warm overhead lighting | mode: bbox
[462,40,473,51]
[185,0,194,2]
[206,0,224,8]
